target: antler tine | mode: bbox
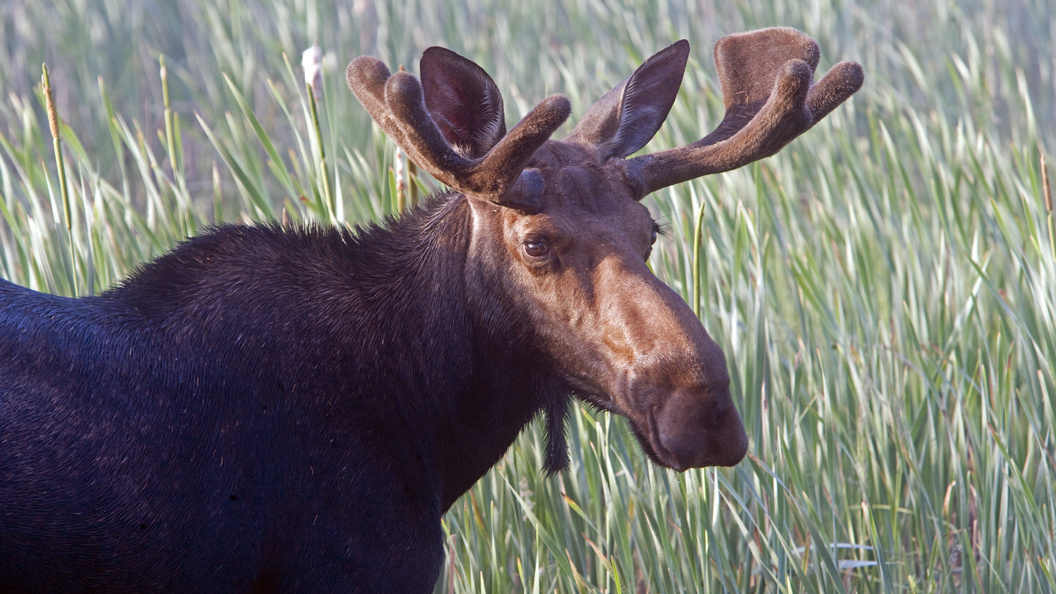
[347,57,471,191]
[347,56,571,205]
[345,57,392,128]
[625,28,863,196]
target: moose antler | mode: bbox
[623,27,863,196]
[346,55,570,209]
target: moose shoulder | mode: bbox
[0,28,861,592]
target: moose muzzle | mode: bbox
[651,383,748,470]
[604,261,749,471]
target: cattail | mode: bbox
[42,64,70,231]
[394,147,406,212]
[302,45,323,100]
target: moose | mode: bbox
[0,27,861,592]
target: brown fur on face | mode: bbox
[471,141,748,470]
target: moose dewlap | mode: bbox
[0,27,861,592]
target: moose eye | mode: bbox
[523,240,550,258]
[644,224,663,261]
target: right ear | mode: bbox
[566,40,690,161]
[420,47,507,159]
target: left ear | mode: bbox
[420,47,507,159]
[566,40,689,161]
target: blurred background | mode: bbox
[1,0,1053,592]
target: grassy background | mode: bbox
[2,0,1054,591]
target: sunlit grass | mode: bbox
[2,0,1054,591]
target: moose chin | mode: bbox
[0,27,861,592]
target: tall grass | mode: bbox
[2,0,1054,591]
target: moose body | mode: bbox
[0,28,860,592]
[0,215,497,591]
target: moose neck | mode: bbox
[434,345,567,511]
[363,194,558,512]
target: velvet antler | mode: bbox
[623,27,863,196]
[346,55,570,209]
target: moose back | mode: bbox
[0,28,861,592]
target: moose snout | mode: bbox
[599,257,749,470]
[652,386,748,470]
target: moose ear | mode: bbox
[566,40,690,161]
[420,47,507,159]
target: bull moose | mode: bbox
[0,27,861,592]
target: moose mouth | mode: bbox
[633,405,747,470]
[640,406,686,470]
[608,405,677,470]
[572,385,747,471]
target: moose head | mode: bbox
[346,27,863,473]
